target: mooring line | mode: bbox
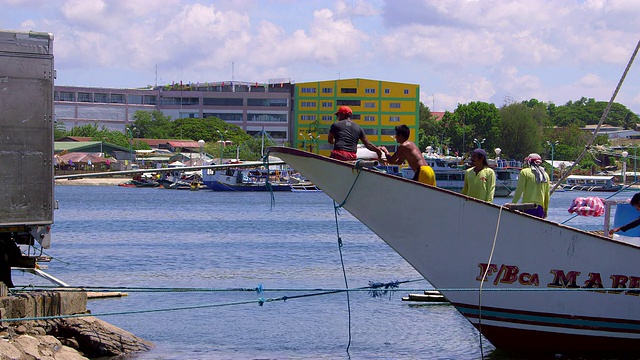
[330,163,367,354]
[2,279,421,323]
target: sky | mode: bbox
[3,0,640,113]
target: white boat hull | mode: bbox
[269,147,640,355]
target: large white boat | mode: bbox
[269,146,640,356]
[401,150,521,197]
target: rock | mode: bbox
[13,334,41,359]
[0,339,23,360]
[52,317,153,358]
[59,337,78,349]
[52,345,88,360]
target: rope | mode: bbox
[550,37,640,195]
[329,161,369,354]
[2,280,421,323]
[478,205,504,358]
[12,284,635,293]
[334,160,364,208]
[333,200,352,353]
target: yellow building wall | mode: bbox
[294,78,420,157]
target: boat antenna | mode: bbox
[549,37,640,195]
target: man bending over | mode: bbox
[381,125,435,186]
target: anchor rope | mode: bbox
[330,160,367,354]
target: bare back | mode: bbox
[395,141,427,171]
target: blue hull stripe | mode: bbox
[454,302,640,333]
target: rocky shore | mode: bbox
[0,290,153,359]
[0,316,153,359]
[54,178,128,186]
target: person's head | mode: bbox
[525,153,543,166]
[394,125,410,143]
[335,106,353,120]
[471,148,488,166]
[631,193,640,210]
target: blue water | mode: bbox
[15,186,636,359]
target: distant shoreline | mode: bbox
[55,178,129,186]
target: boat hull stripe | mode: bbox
[454,302,640,333]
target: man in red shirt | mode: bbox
[327,106,381,160]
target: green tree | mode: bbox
[549,97,639,129]
[130,110,173,138]
[67,124,101,137]
[54,122,67,140]
[172,117,250,145]
[498,103,542,160]
[417,102,444,152]
[550,123,591,160]
[448,101,501,153]
[438,111,465,154]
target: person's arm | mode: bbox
[542,181,550,218]
[360,134,382,157]
[327,132,335,144]
[617,217,640,233]
[461,170,469,195]
[511,172,526,204]
[384,145,405,165]
[485,168,495,202]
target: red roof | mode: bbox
[431,112,445,121]
[135,138,199,148]
[56,152,115,164]
[167,140,201,148]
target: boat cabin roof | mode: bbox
[566,175,615,180]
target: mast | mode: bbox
[261,127,265,157]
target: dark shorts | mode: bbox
[524,205,546,218]
[330,150,357,161]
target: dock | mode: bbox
[87,291,128,299]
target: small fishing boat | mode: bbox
[117,180,136,188]
[289,182,322,192]
[269,146,640,356]
[561,175,623,192]
[201,168,292,192]
[131,179,160,188]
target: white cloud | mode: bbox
[3,0,640,113]
[378,25,504,67]
[576,73,606,88]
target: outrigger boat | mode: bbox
[269,146,640,355]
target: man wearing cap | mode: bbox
[462,148,495,202]
[381,124,436,186]
[511,153,550,218]
[328,106,382,161]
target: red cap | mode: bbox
[334,106,353,115]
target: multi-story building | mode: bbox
[54,79,294,143]
[55,86,157,131]
[54,78,419,150]
[293,78,420,156]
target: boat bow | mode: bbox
[269,146,640,355]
